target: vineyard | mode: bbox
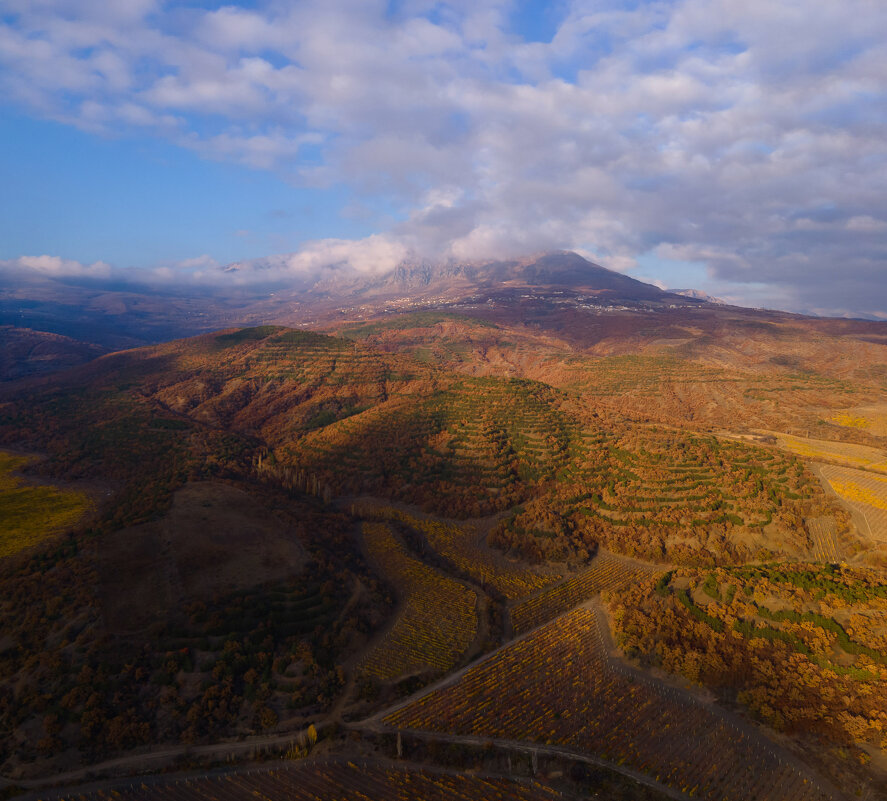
[763,431,887,473]
[385,607,832,801]
[356,505,562,600]
[510,552,660,635]
[819,464,887,541]
[52,759,565,801]
[358,522,478,680]
[805,516,843,562]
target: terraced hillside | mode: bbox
[491,428,832,564]
[611,565,887,757]
[330,308,886,435]
[280,375,582,516]
[0,314,885,796]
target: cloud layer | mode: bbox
[1,1,886,315]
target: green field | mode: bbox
[0,450,89,558]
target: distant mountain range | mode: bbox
[227,250,679,303]
[0,252,703,362]
[13,250,872,385]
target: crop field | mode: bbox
[805,516,843,562]
[0,450,89,558]
[359,522,478,680]
[386,607,831,801]
[53,760,565,801]
[819,464,887,542]
[510,553,660,635]
[357,505,562,600]
[763,431,887,473]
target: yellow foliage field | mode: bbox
[0,450,89,558]
[760,431,887,473]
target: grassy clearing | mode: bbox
[0,450,89,558]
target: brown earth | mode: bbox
[98,481,306,633]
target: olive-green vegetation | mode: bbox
[611,564,887,748]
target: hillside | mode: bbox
[0,327,104,382]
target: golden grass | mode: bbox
[829,412,870,430]
[0,451,89,558]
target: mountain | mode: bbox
[224,250,680,308]
[0,252,678,364]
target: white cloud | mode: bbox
[3,255,112,278]
[1,1,886,313]
[241,234,411,278]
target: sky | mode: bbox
[0,0,885,317]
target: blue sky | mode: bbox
[1,110,373,267]
[1,0,885,316]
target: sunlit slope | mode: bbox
[613,564,887,753]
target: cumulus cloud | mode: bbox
[224,235,411,281]
[1,1,886,313]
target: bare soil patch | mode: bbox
[98,481,306,633]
